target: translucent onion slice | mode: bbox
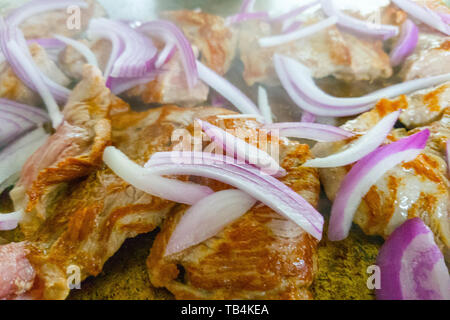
[197,61,261,115]
[328,129,430,241]
[102,146,213,205]
[145,152,324,240]
[0,21,64,128]
[264,122,354,142]
[0,98,49,148]
[258,16,337,47]
[303,110,400,167]
[53,34,98,68]
[301,112,316,123]
[197,119,286,177]
[0,210,23,231]
[270,1,320,22]
[274,54,450,117]
[226,12,269,25]
[257,86,273,124]
[320,0,399,40]
[0,127,49,193]
[138,20,198,88]
[165,189,256,256]
[154,42,176,69]
[6,0,88,26]
[376,218,450,300]
[391,0,450,36]
[390,19,419,67]
[88,18,157,81]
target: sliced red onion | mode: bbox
[270,1,320,23]
[390,19,419,67]
[226,11,269,25]
[239,0,255,13]
[154,42,176,69]
[6,0,88,27]
[304,110,400,167]
[26,38,65,49]
[102,146,213,205]
[320,0,399,40]
[197,119,286,177]
[165,189,256,256]
[274,54,450,117]
[0,21,64,128]
[0,210,23,231]
[53,35,98,68]
[282,20,304,34]
[0,98,49,148]
[109,72,159,95]
[0,127,49,193]
[392,0,450,36]
[88,18,157,82]
[257,86,273,124]
[197,61,261,115]
[264,122,354,142]
[376,218,450,300]
[259,16,337,47]
[328,129,430,241]
[138,20,198,88]
[301,112,316,123]
[145,152,324,240]
[437,12,450,24]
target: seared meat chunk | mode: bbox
[11,66,113,237]
[238,17,392,87]
[147,117,320,299]
[400,33,450,81]
[313,102,449,258]
[0,43,70,106]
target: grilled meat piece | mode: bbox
[398,82,450,129]
[312,100,449,258]
[0,43,70,106]
[147,117,320,300]
[400,33,450,81]
[238,16,392,87]
[10,65,114,238]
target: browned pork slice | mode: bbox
[238,15,392,87]
[9,0,106,39]
[398,82,450,128]
[400,33,450,81]
[0,43,70,106]
[10,65,114,237]
[312,100,449,257]
[147,116,320,300]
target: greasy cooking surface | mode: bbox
[3,0,441,300]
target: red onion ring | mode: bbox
[376,218,450,300]
[328,129,430,241]
[390,19,419,67]
[264,122,354,142]
[145,152,324,240]
[165,189,256,256]
[320,0,399,40]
